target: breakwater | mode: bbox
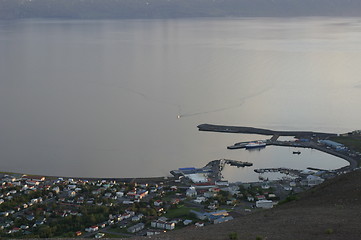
[198,124,337,138]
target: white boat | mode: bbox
[245,141,266,149]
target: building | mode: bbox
[147,229,163,236]
[215,180,229,186]
[127,223,145,233]
[186,187,197,197]
[319,140,347,151]
[307,175,324,186]
[154,200,163,206]
[214,216,234,224]
[256,200,273,209]
[151,220,175,230]
[95,233,105,238]
[183,219,192,225]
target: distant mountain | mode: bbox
[1,0,361,19]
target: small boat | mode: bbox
[293,151,301,155]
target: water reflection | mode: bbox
[0,18,359,179]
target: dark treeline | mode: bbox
[1,0,361,19]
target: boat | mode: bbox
[293,151,301,155]
[245,141,266,149]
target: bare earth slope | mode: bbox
[137,170,361,240]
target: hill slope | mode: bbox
[141,170,361,240]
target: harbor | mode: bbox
[199,124,360,173]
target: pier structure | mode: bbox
[198,124,337,138]
[198,159,253,183]
[254,168,307,178]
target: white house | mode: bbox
[154,200,163,206]
[116,192,124,197]
[146,229,162,236]
[186,187,197,197]
[127,223,144,233]
[307,175,324,186]
[256,200,273,209]
[151,220,175,230]
[183,219,192,225]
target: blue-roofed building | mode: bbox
[319,140,347,151]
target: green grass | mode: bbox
[102,232,131,238]
[163,206,198,218]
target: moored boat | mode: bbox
[245,141,266,149]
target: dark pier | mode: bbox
[205,159,253,182]
[198,124,337,138]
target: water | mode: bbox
[0,18,360,178]
[222,146,348,183]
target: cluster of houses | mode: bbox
[0,158,337,239]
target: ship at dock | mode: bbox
[245,140,266,149]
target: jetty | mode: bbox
[198,124,337,138]
[254,167,306,177]
[205,159,253,182]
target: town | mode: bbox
[1,129,361,238]
[0,168,343,238]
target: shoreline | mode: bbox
[2,125,359,183]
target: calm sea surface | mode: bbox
[0,18,360,180]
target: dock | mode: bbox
[254,167,306,178]
[205,159,253,182]
[198,124,337,138]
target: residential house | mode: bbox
[186,187,197,197]
[127,223,145,233]
[116,191,124,197]
[307,175,324,186]
[195,222,204,227]
[146,229,163,236]
[154,200,163,206]
[256,200,273,209]
[214,216,234,224]
[85,226,99,232]
[151,220,175,230]
[95,233,105,238]
[183,219,192,225]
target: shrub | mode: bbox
[228,232,238,240]
[325,228,334,234]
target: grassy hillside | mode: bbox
[330,136,361,153]
[137,170,361,240]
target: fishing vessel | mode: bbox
[245,141,266,149]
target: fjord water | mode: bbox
[0,18,359,179]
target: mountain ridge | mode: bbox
[2,0,361,20]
